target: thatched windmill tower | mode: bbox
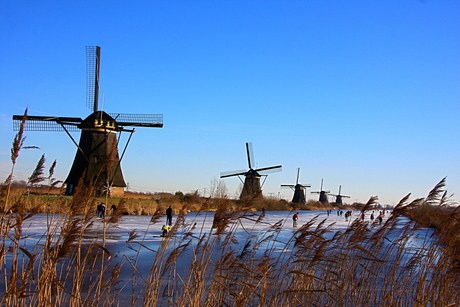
[281,168,311,204]
[12,46,163,197]
[311,179,330,204]
[329,185,350,205]
[221,142,282,201]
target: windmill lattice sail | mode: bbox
[13,116,82,132]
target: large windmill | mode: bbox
[281,168,311,204]
[12,46,163,197]
[311,179,330,204]
[220,142,282,201]
[329,185,350,205]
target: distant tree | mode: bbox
[11,180,27,188]
[184,190,201,203]
[209,177,228,199]
[175,191,185,202]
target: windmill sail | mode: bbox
[86,46,100,112]
[109,113,163,128]
[13,115,82,132]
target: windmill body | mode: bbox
[240,169,262,200]
[292,184,306,204]
[65,111,126,196]
[12,46,163,197]
[221,142,281,201]
[311,179,330,204]
[281,168,311,204]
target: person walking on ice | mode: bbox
[166,206,173,226]
[293,212,299,227]
[97,202,106,218]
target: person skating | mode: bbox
[293,212,299,227]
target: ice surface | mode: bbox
[2,209,435,305]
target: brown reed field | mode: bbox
[1,113,459,306]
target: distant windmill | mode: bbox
[281,168,311,204]
[220,142,282,201]
[12,46,163,197]
[311,179,330,204]
[329,185,350,205]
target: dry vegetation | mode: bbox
[1,113,459,306]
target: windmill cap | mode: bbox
[79,111,118,129]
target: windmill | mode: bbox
[220,142,282,201]
[281,168,311,204]
[311,179,330,204]
[329,185,350,205]
[12,46,163,197]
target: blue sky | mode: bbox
[1,0,459,206]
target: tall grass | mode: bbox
[1,116,459,306]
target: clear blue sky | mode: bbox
[1,0,459,206]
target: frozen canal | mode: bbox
[17,209,394,253]
[14,209,432,276]
[2,209,437,306]
[15,209,430,260]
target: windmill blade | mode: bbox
[12,115,82,132]
[299,184,312,188]
[257,165,282,175]
[220,169,247,178]
[296,168,300,185]
[86,46,101,112]
[246,142,255,169]
[281,184,295,189]
[110,113,163,128]
[311,190,330,194]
